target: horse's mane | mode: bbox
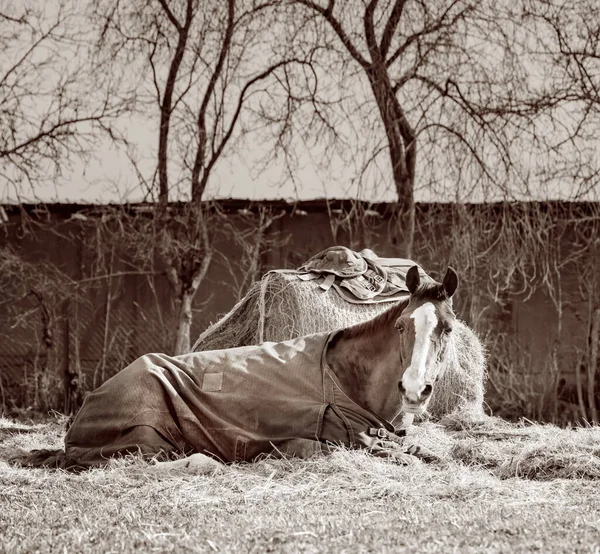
[338,298,408,340]
[337,281,453,340]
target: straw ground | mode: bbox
[2,415,600,553]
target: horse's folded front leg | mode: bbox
[367,443,420,465]
[366,441,442,465]
[154,453,225,475]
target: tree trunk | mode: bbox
[157,1,195,206]
[171,234,213,355]
[368,68,416,257]
[173,290,194,355]
[31,291,55,410]
[158,108,171,207]
[61,299,80,414]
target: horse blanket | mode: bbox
[62,332,398,468]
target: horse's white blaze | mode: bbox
[402,302,438,401]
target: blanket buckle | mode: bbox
[368,427,389,439]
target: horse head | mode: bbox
[395,266,458,415]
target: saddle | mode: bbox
[297,246,430,304]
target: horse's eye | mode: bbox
[443,326,453,335]
[397,324,405,334]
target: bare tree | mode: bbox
[217,205,288,302]
[0,246,79,412]
[0,0,128,198]
[282,0,600,255]
[519,0,600,200]
[93,0,312,353]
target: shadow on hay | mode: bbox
[193,271,487,421]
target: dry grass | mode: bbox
[1,415,600,553]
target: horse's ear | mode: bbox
[406,266,420,295]
[442,267,459,298]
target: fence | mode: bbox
[0,272,175,415]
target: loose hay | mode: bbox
[193,271,487,420]
[3,417,599,484]
[445,416,600,480]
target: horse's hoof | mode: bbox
[185,460,224,475]
[392,452,419,466]
[404,443,442,463]
[155,453,225,475]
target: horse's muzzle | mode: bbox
[398,381,432,414]
[401,401,427,415]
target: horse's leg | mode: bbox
[154,453,224,474]
[366,437,442,465]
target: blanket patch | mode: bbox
[202,372,223,392]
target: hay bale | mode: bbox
[428,320,487,419]
[194,271,386,349]
[193,271,487,420]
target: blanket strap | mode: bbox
[367,427,406,445]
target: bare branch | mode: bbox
[155,0,183,32]
[379,0,406,58]
[156,0,196,205]
[198,58,312,200]
[386,0,470,67]
[363,0,380,63]
[191,0,236,201]
[293,0,370,69]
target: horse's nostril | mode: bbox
[398,382,406,395]
[422,384,433,397]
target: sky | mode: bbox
[2,0,599,206]
[7,122,598,205]
[2,0,387,205]
[32,135,394,205]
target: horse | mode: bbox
[191,264,485,422]
[18,266,458,473]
